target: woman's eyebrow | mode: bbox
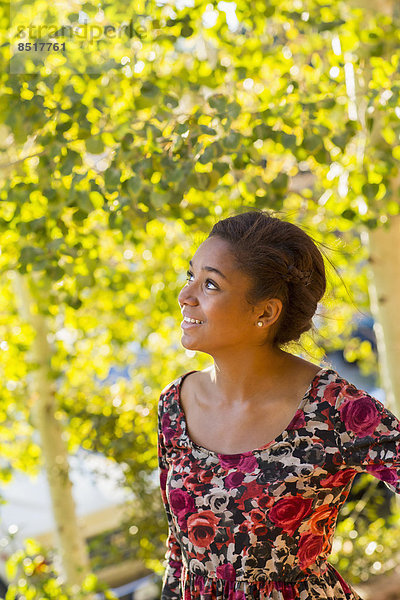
[189,260,227,280]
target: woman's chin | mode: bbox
[181,339,198,350]
[180,334,203,351]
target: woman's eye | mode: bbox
[185,270,218,290]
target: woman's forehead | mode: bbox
[194,236,233,260]
[192,238,251,284]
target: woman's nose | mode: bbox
[178,285,198,308]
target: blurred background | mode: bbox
[1,0,400,598]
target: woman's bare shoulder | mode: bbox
[180,367,212,408]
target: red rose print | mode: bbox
[225,471,245,489]
[323,382,344,404]
[237,480,265,504]
[250,509,265,523]
[160,469,167,491]
[341,384,369,401]
[216,563,236,581]
[307,505,337,535]
[320,469,356,488]
[275,581,297,600]
[169,489,196,527]
[366,465,398,485]
[332,452,344,467]
[269,496,313,535]
[250,523,268,537]
[184,474,203,492]
[298,532,325,568]
[339,395,381,437]
[161,413,175,443]
[258,495,274,510]
[187,510,220,548]
[239,521,251,533]
[170,559,182,578]
[249,509,269,536]
[200,470,214,484]
[219,454,258,472]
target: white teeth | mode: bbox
[184,317,204,324]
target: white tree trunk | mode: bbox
[11,271,91,590]
[362,215,400,413]
[345,0,400,413]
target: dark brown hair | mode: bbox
[207,210,326,347]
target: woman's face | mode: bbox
[177,236,281,354]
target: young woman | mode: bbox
[157,210,400,600]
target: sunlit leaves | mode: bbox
[0,0,400,589]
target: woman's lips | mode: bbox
[181,320,204,329]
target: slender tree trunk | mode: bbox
[11,271,91,590]
[346,0,400,412]
[362,215,400,412]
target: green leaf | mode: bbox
[214,161,230,176]
[181,24,194,37]
[46,265,65,281]
[222,131,240,149]
[227,102,241,119]
[199,125,217,136]
[59,150,82,175]
[319,19,345,31]
[271,173,289,190]
[141,81,160,98]
[27,217,46,232]
[302,134,323,153]
[208,94,228,112]
[320,98,336,109]
[65,295,82,309]
[198,146,214,164]
[121,133,134,150]
[253,124,272,140]
[176,123,189,135]
[20,246,45,265]
[332,133,349,151]
[55,120,73,134]
[280,133,297,149]
[104,167,122,190]
[233,153,249,169]
[362,183,380,200]
[85,137,105,154]
[191,172,210,191]
[342,209,357,220]
[164,94,179,109]
[127,176,141,195]
[77,192,94,214]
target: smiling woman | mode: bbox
[157,210,400,600]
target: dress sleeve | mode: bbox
[332,380,400,494]
[158,392,182,600]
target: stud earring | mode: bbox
[257,321,263,327]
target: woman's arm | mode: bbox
[332,380,400,494]
[158,394,183,600]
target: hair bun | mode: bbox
[208,210,326,346]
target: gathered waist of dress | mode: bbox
[179,563,359,600]
[181,561,330,585]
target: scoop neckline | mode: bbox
[176,366,337,458]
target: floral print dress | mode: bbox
[158,367,400,600]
